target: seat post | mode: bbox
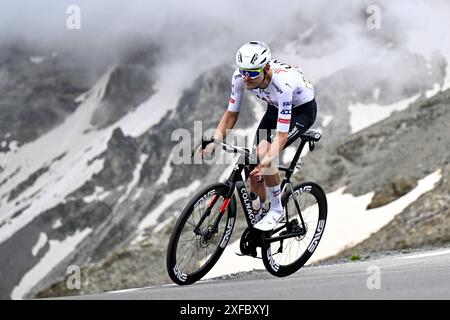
[288,139,307,172]
[280,139,306,188]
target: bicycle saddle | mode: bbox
[300,130,321,142]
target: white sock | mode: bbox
[267,185,282,212]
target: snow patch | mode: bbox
[137,180,202,232]
[31,232,48,256]
[153,211,178,233]
[308,169,442,264]
[282,147,297,165]
[52,219,62,229]
[30,56,45,64]
[348,94,420,134]
[11,228,92,300]
[132,188,144,202]
[426,83,441,98]
[321,114,333,127]
[0,70,113,244]
[83,185,111,203]
[116,60,192,138]
[9,141,19,152]
[204,169,442,278]
[155,153,173,185]
[118,154,149,204]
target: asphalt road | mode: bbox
[57,247,450,300]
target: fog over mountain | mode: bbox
[2,0,449,83]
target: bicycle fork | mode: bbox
[193,184,234,236]
[285,182,307,232]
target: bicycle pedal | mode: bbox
[235,251,246,257]
[235,251,262,259]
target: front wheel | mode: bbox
[261,182,327,277]
[166,182,236,285]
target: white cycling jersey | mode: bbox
[228,59,315,132]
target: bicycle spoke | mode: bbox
[185,220,197,228]
[268,187,323,268]
[177,236,198,251]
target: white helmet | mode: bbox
[236,41,271,70]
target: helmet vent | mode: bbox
[261,49,267,55]
[260,57,267,64]
[237,52,242,63]
[249,41,258,45]
[251,54,258,64]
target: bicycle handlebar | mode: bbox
[191,137,257,163]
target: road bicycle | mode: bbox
[166,129,327,285]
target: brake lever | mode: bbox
[191,137,215,158]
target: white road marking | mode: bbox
[398,249,450,260]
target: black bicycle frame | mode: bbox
[194,137,312,238]
[227,138,310,231]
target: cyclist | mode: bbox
[200,41,317,231]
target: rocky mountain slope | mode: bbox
[35,87,450,299]
[1,25,448,298]
[0,44,258,298]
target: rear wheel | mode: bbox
[166,183,236,285]
[261,182,327,277]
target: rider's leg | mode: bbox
[262,162,283,213]
[250,139,283,212]
[254,100,318,231]
[249,140,270,206]
[253,154,284,231]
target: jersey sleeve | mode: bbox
[227,70,244,112]
[275,82,293,132]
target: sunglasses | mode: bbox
[239,67,264,79]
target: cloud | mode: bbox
[1,0,449,81]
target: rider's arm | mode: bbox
[261,132,288,164]
[213,110,239,141]
[214,70,244,141]
[227,71,244,112]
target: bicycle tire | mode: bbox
[261,181,327,277]
[166,182,236,285]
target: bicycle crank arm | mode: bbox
[264,232,304,243]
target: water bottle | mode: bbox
[248,192,263,222]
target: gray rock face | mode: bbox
[7,166,49,202]
[3,35,448,299]
[0,45,92,147]
[35,89,450,298]
[293,89,450,260]
[296,88,450,196]
[95,128,140,189]
[35,75,450,296]
[34,222,173,298]
[367,176,416,209]
[90,65,156,129]
[331,160,450,258]
[90,42,159,129]
[22,64,257,299]
[314,49,447,144]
